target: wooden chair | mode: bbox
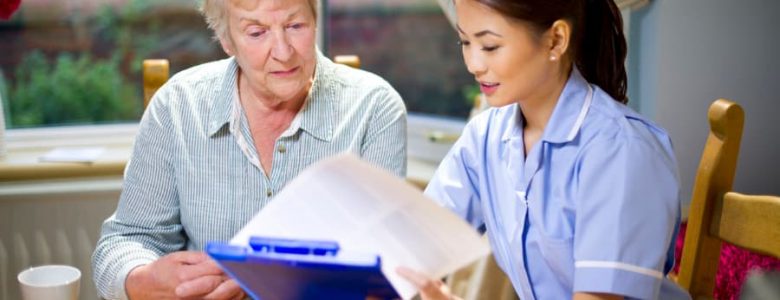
[142,59,169,109]
[677,99,780,298]
[714,192,780,258]
[680,189,780,299]
[333,55,361,69]
[142,55,360,109]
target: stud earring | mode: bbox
[550,55,557,61]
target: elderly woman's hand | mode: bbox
[125,251,245,300]
[396,267,460,300]
[175,257,246,300]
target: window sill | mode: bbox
[0,124,137,182]
[0,121,445,187]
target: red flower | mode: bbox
[0,0,21,20]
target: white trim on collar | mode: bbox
[566,84,593,141]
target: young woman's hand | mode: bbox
[396,267,460,300]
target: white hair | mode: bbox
[200,0,319,41]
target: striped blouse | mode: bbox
[92,50,407,299]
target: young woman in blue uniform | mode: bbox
[398,0,689,299]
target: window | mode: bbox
[0,0,223,129]
[325,0,474,119]
[0,0,467,167]
[325,0,473,163]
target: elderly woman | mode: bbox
[91,0,407,299]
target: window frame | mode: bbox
[320,0,468,163]
[1,0,650,182]
[1,0,463,167]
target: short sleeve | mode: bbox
[92,86,186,299]
[359,87,407,178]
[572,134,680,299]
[424,119,485,230]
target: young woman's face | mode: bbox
[455,0,555,107]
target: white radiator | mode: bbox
[0,177,121,300]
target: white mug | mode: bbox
[17,265,81,300]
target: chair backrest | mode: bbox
[142,59,170,109]
[677,99,745,297]
[717,192,780,257]
[142,55,361,109]
[333,55,361,69]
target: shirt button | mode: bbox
[266,189,272,197]
[278,144,286,153]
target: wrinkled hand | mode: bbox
[396,267,458,300]
[175,256,245,300]
[126,251,245,300]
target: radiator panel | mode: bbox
[0,182,120,300]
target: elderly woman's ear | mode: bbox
[219,38,235,56]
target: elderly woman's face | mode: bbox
[222,0,317,102]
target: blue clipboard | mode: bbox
[207,236,399,300]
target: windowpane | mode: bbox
[327,0,473,119]
[0,0,224,128]
[0,0,474,128]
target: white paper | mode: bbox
[231,154,491,300]
[39,147,105,163]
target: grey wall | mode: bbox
[630,0,780,207]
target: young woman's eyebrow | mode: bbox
[474,30,502,38]
[455,24,502,38]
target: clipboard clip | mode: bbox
[208,237,380,269]
[249,236,340,256]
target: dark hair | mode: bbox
[474,0,628,103]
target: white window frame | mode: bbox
[2,1,652,182]
[320,0,469,165]
[5,124,137,150]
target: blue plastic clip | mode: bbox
[249,236,340,256]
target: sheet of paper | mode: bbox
[231,154,491,300]
[39,147,105,163]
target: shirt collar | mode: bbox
[295,49,334,142]
[208,57,239,136]
[207,49,335,142]
[501,68,592,144]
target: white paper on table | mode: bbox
[39,147,105,163]
[230,153,491,300]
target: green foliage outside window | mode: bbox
[9,51,138,127]
[4,0,209,128]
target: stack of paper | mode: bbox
[230,154,490,299]
[39,147,105,163]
